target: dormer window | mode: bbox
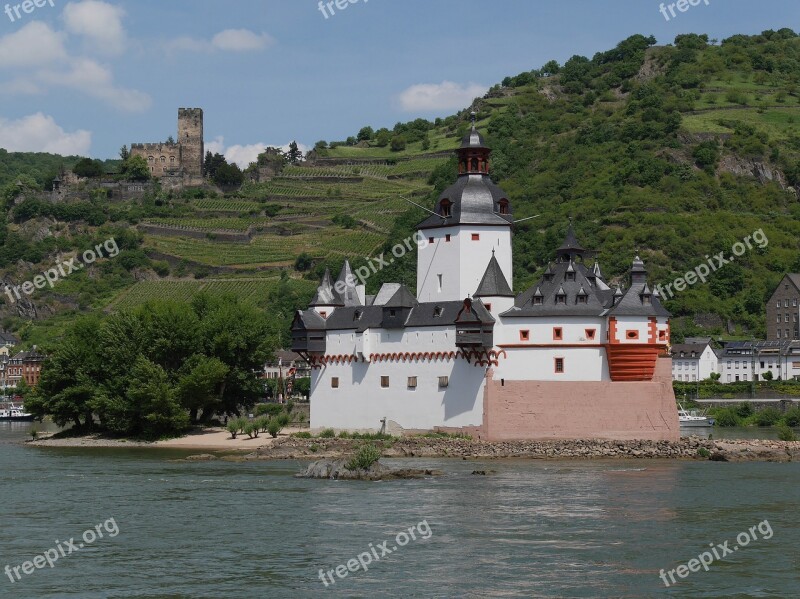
[533,296,543,305]
[566,272,576,282]
[440,199,452,218]
[498,199,509,215]
[353,310,362,321]
[555,295,566,305]
[643,295,652,305]
[434,306,442,317]
[577,294,588,304]
[389,309,397,317]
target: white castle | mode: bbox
[292,119,679,441]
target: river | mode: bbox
[0,422,797,598]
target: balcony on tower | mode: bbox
[291,310,327,356]
[455,298,495,349]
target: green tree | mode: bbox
[286,141,303,165]
[357,126,374,142]
[122,155,151,181]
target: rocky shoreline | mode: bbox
[242,436,800,463]
[26,433,800,463]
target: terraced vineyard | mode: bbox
[142,217,270,231]
[108,278,316,311]
[191,199,263,212]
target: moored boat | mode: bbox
[678,403,715,427]
[0,403,34,422]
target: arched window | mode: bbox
[161,156,166,163]
[498,199,509,215]
[148,156,154,162]
[440,199,452,217]
[170,156,176,163]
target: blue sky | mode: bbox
[0,0,798,164]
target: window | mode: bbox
[566,272,576,282]
[735,375,740,382]
[170,156,175,163]
[429,237,434,244]
[727,374,732,382]
[148,156,154,162]
[520,330,530,341]
[585,329,596,340]
[438,376,449,388]
[794,299,798,307]
[389,309,397,317]
[434,306,442,317]
[407,376,417,389]
[440,199,452,217]
[778,329,782,338]
[626,330,639,340]
[319,311,327,318]
[381,376,390,388]
[554,358,564,373]
[777,301,781,308]
[787,329,790,339]
[735,361,739,368]
[161,156,166,163]
[471,234,480,241]
[743,374,748,381]
[577,294,587,304]
[437,274,443,292]
[484,303,492,312]
[555,294,566,305]
[553,327,563,340]
[786,314,790,323]
[445,234,451,242]
[786,300,790,308]
[498,199,509,215]
[778,316,783,323]
[659,330,667,341]
[533,296,543,305]
[331,377,339,389]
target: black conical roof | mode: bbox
[474,253,514,297]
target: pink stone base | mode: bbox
[473,358,679,442]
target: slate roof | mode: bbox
[502,258,613,317]
[384,285,418,308]
[309,268,343,307]
[670,343,710,358]
[417,175,514,230]
[474,253,514,297]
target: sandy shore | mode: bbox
[28,427,306,450]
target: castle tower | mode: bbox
[178,108,204,180]
[416,112,513,302]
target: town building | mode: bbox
[6,347,45,388]
[766,274,800,341]
[292,117,678,441]
[670,338,719,381]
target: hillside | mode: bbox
[1,29,800,347]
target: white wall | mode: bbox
[417,226,512,302]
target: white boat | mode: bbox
[678,404,715,427]
[0,403,34,422]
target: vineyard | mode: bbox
[108,277,316,311]
[142,217,271,231]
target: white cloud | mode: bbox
[0,22,68,69]
[207,136,309,168]
[167,29,274,54]
[63,0,127,54]
[212,29,273,52]
[398,81,488,112]
[36,58,151,112]
[0,113,92,155]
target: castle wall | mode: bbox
[481,358,679,441]
[130,143,181,179]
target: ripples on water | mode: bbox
[0,423,797,598]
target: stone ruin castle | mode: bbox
[130,108,205,187]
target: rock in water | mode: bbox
[296,459,442,480]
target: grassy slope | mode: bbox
[3,30,800,345]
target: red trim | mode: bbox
[609,317,618,344]
[499,343,606,349]
[519,330,530,341]
[553,327,563,341]
[648,317,657,344]
[606,344,662,381]
[585,328,596,340]
[471,233,480,241]
[625,330,639,340]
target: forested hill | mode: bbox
[1,30,800,345]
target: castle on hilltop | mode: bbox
[130,108,204,187]
[292,115,679,441]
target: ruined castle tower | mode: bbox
[178,108,204,180]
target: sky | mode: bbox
[0,0,798,166]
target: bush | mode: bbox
[292,431,312,438]
[256,403,284,417]
[267,417,283,438]
[227,420,240,439]
[255,416,270,433]
[697,447,711,458]
[276,412,291,427]
[783,407,800,427]
[777,425,797,442]
[319,428,335,438]
[345,443,382,471]
[755,407,782,426]
[714,407,741,427]
[244,421,260,438]
[735,402,754,418]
